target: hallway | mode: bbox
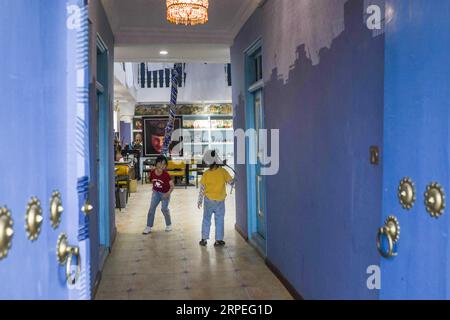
[95,185,292,300]
[2,0,450,302]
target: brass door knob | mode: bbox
[56,233,81,285]
[0,207,14,260]
[81,200,93,216]
[377,216,400,258]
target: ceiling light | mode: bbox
[167,0,209,26]
[160,50,169,55]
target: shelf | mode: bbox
[183,128,233,132]
[209,115,233,118]
[210,142,233,145]
[182,115,211,118]
[184,142,210,145]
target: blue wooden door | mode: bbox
[379,0,450,299]
[0,0,91,299]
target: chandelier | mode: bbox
[167,0,209,26]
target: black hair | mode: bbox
[155,155,168,166]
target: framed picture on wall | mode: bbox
[133,117,143,131]
[133,131,143,144]
[143,117,183,157]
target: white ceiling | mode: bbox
[101,0,262,63]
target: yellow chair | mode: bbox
[167,160,187,188]
[115,164,130,207]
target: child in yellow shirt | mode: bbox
[198,151,235,247]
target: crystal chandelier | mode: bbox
[167,0,209,26]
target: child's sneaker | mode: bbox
[142,227,152,235]
[165,225,172,232]
[199,239,207,246]
[214,240,226,247]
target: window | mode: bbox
[254,54,262,82]
[225,63,232,86]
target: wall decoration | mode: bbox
[120,121,132,145]
[135,104,233,116]
[132,132,143,145]
[133,118,143,131]
[143,117,183,157]
[135,105,169,116]
[161,63,182,156]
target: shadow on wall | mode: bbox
[235,0,385,299]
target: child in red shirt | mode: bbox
[143,156,175,234]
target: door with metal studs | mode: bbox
[0,0,91,299]
[377,0,450,299]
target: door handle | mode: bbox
[377,216,400,258]
[57,233,81,285]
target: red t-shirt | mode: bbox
[150,170,172,193]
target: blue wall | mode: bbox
[120,121,132,146]
[231,0,384,299]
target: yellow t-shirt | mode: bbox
[200,167,233,201]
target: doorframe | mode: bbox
[244,38,267,256]
[96,34,110,267]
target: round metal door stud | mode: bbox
[25,197,43,241]
[49,191,63,229]
[398,177,416,210]
[56,233,69,265]
[424,183,446,218]
[0,207,14,260]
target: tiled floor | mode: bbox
[95,183,293,300]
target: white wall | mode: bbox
[114,63,232,122]
[118,102,135,123]
[114,63,126,87]
[114,62,138,100]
